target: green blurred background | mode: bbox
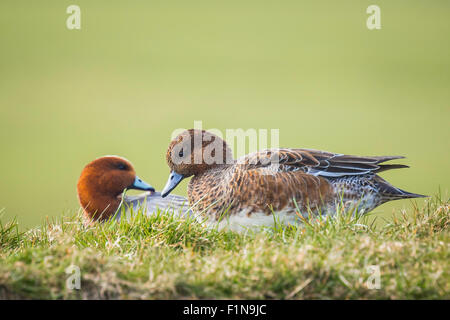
[1,1,449,229]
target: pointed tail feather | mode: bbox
[375,176,427,201]
[383,188,428,200]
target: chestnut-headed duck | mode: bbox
[161,129,425,231]
[77,156,188,223]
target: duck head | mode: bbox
[77,156,155,222]
[161,129,233,197]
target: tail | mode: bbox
[374,175,427,202]
[371,157,426,200]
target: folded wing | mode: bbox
[237,148,408,178]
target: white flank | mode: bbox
[207,209,301,233]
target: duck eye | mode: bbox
[178,150,184,158]
[118,163,127,170]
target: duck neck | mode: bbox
[79,192,122,222]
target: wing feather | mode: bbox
[237,148,407,178]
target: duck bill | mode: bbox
[161,171,184,198]
[128,176,155,192]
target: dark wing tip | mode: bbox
[373,155,406,163]
[375,164,410,173]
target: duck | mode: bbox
[77,156,189,223]
[161,129,425,231]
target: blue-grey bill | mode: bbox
[161,171,184,198]
[129,176,155,192]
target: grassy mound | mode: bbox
[0,196,448,299]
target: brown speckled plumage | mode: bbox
[163,130,425,230]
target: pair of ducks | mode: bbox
[78,129,424,230]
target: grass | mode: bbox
[0,196,448,299]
